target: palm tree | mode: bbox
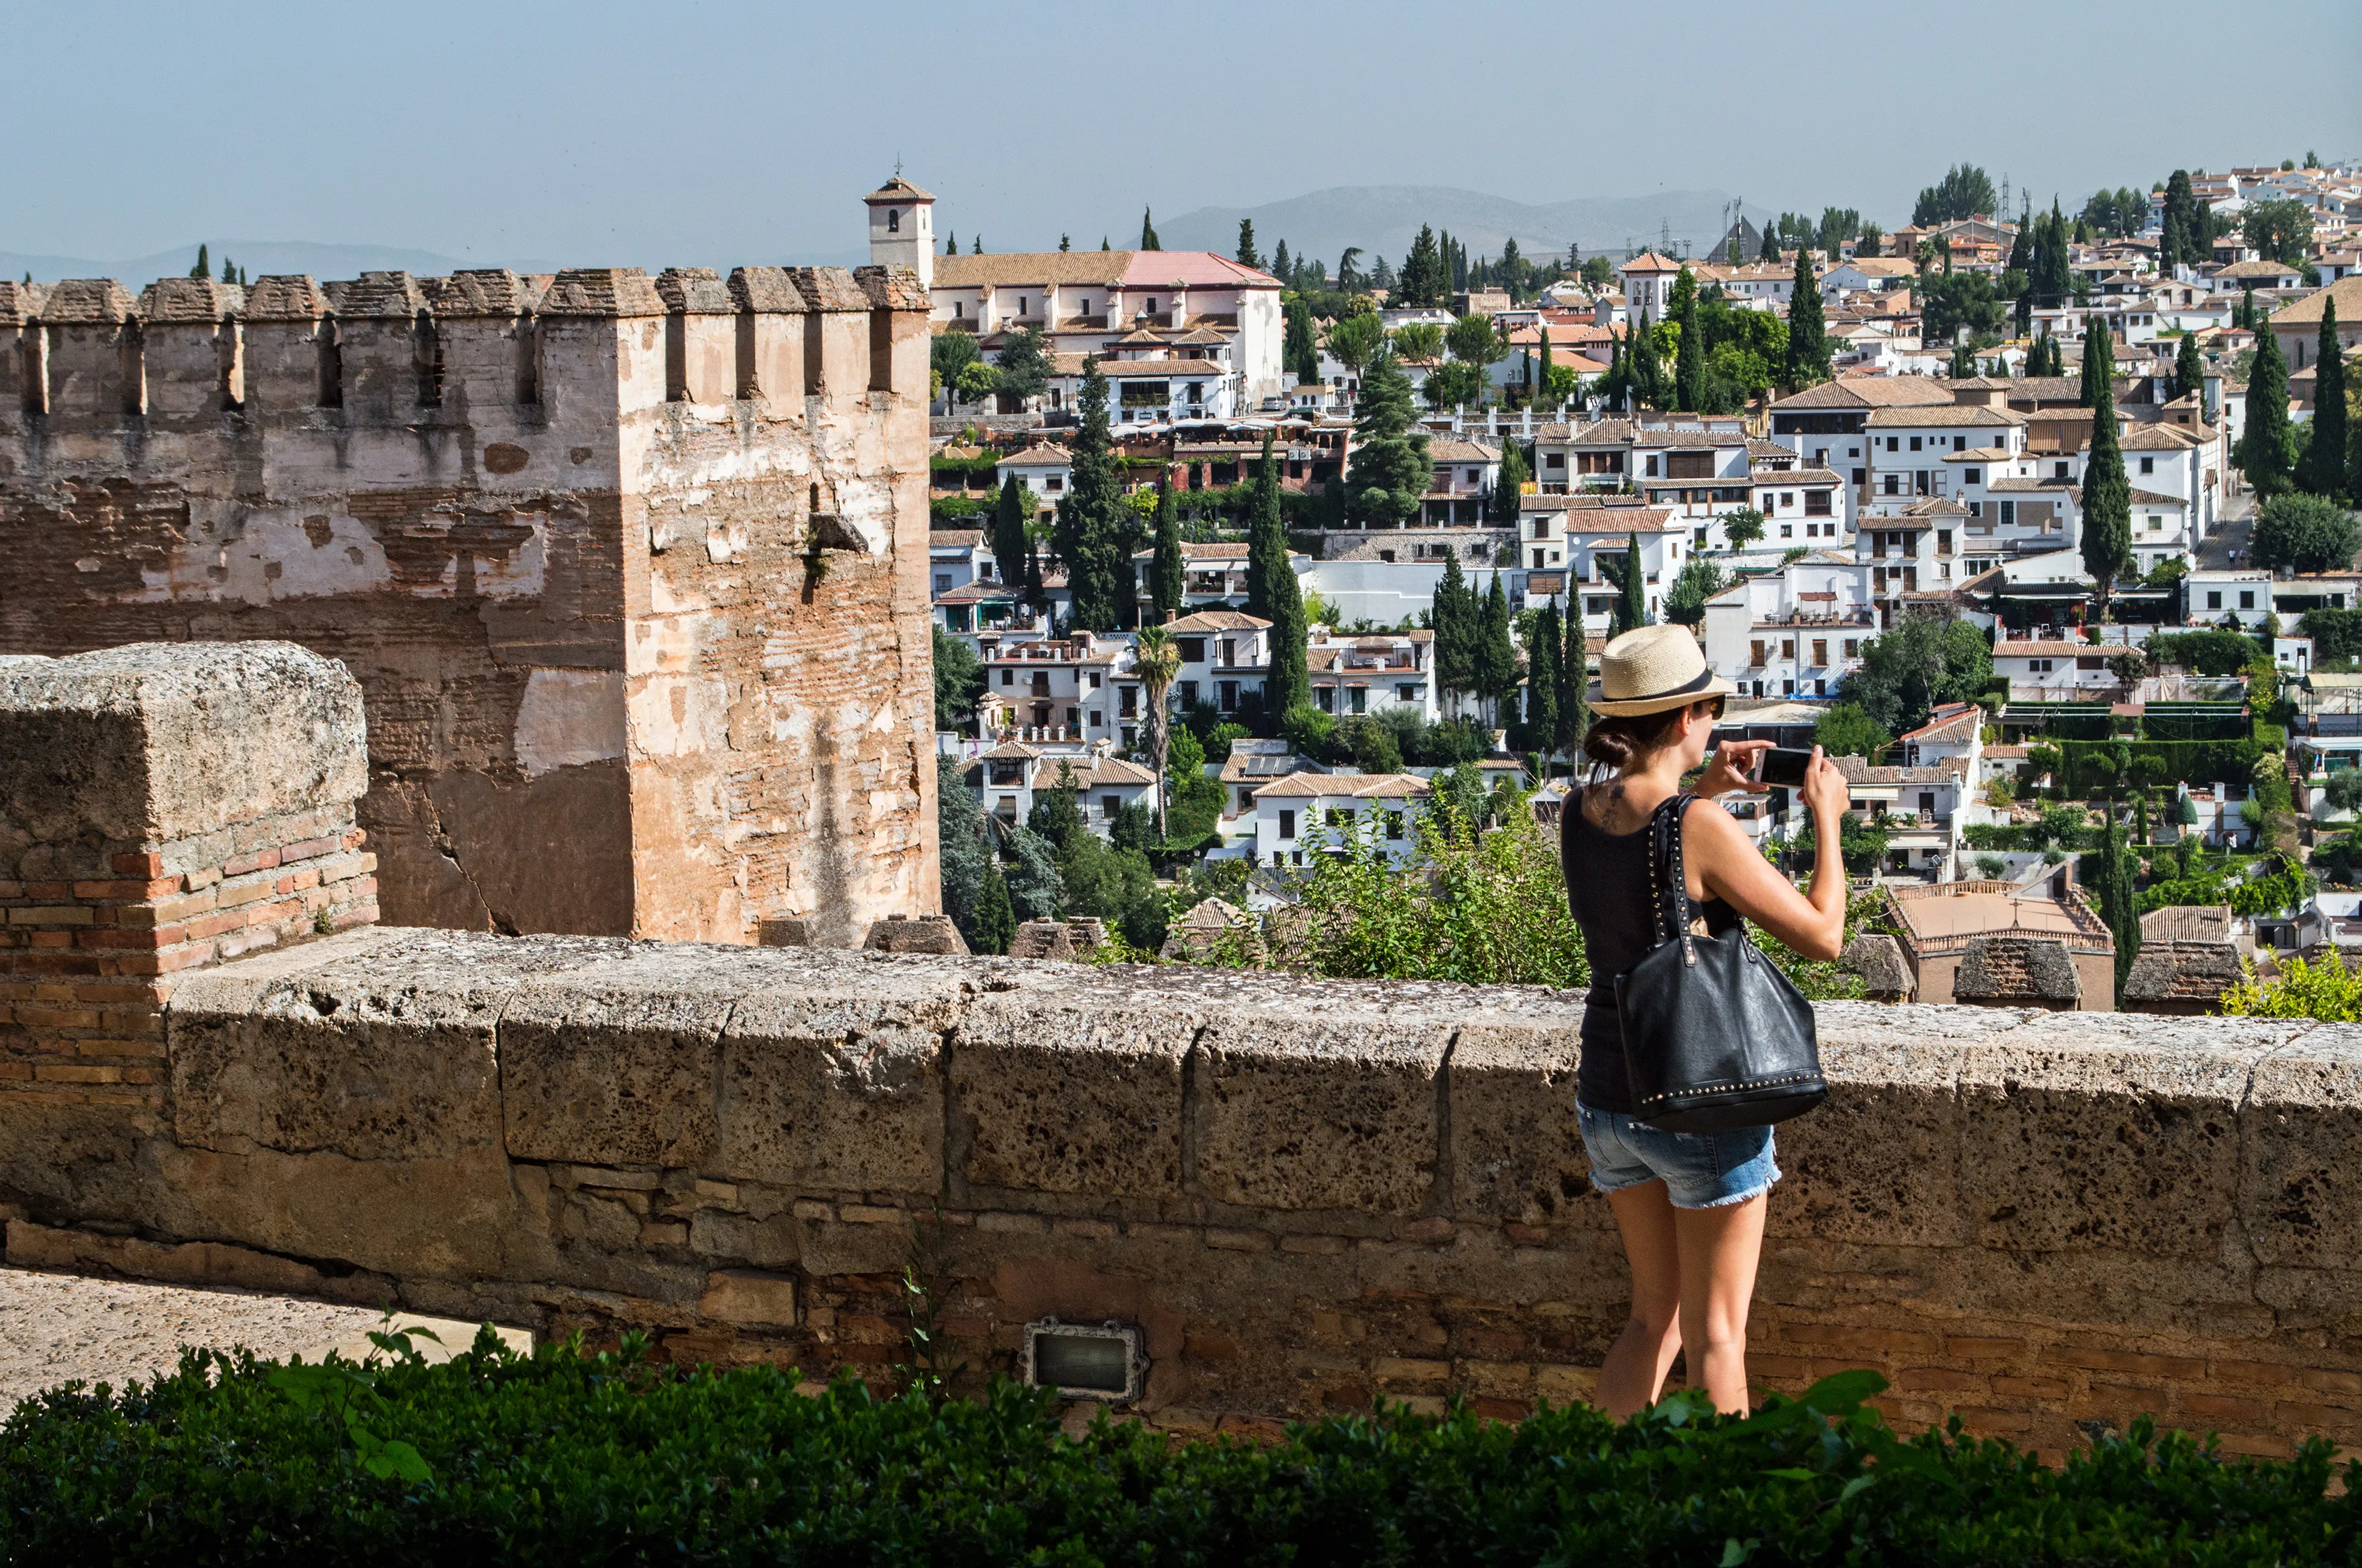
[1132,625,1183,839]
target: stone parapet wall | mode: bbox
[0,643,374,1119]
[6,928,2360,1463]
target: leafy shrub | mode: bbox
[2220,950,2362,1021]
[2250,492,2359,576]
[2147,628,2263,677]
[5,1347,2354,1565]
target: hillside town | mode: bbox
[906,158,2362,1009]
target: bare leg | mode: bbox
[1672,1191,1768,1414]
[1595,1181,1683,1418]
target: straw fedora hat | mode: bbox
[1586,623,1738,717]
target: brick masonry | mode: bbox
[7,928,2361,1466]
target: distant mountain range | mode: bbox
[1157,185,1777,271]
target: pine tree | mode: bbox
[1236,219,1261,271]
[1613,531,1648,635]
[1060,234,1071,252]
[1273,239,1291,281]
[992,475,1033,609]
[1400,225,1446,308]
[189,243,209,281]
[1433,552,1474,715]
[2082,388,2133,617]
[1342,352,1431,527]
[2173,332,2204,406]
[1053,359,1131,629]
[1525,600,1562,765]
[1478,572,1517,725]
[2079,315,2115,409]
[1786,249,1828,388]
[1101,237,1111,251]
[1150,478,1184,621]
[2305,299,2348,501]
[1141,208,1161,251]
[2240,324,2296,496]
[1246,433,1308,720]
[1673,268,1703,411]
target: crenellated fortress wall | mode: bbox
[0,263,936,944]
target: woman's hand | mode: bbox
[1696,740,1771,798]
[1801,745,1848,821]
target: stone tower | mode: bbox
[866,176,936,291]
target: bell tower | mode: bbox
[865,174,936,291]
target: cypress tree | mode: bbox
[2006,223,2034,335]
[2241,325,2296,496]
[1140,208,1160,251]
[1538,326,1553,407]
[1246,433,1308,720]
[1478,572,1517,724]
[1605,328,1624,413]
[2161,170,2198,271]
[1491,441,1529,524]
[189,243,209,281]
[1053,359,1130,629]
[1433,552,1474,715]
[1786,249,1828,388]
[2238,284,2256,332]
[2079,315,2115,410]
[1401,225,1446,308]
[1556,596,1587,753]
[974,858,1016,955]
[2032,201,2071,311]
[1283,298,1319,386]
[1150,478,1184,621]
[1673,268,1703,411]
[2305,299,2348,501]
[2173,333,2205,406]
[2082,388,2133,617]
[1526,600,1562,767]
[1273,239,1291,280]
[1628,320,1665,411]
[1342,352,1431,527]
[992,475,1033,610]
[1613,531,1648,635]
[2101,818,2139,1003]
[1759,224,1779,263]
[1236,219,1260,271]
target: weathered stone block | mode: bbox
[954,967,1199,1198]
[712,948,964,1195]
[701,1268,798,1327]
[0,643,366,853]
[1956,1012,2301,1258]
[2241,1023,2362,1270]
[1446,1005,1591,1227]
[1193,975,1458,1215]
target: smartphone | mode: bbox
[1756,747,1814,788]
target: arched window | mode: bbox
[887,208,901,233]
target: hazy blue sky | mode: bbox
[4,0,2356,270]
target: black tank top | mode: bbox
[1561,785,1739,1113]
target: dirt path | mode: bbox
[0,1267,529,1410]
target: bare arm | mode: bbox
[1683,748,1849,962]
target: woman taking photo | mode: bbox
[1563,623,1848,1417]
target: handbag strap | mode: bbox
[1649,792,1699,967]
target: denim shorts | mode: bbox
[1575,1101,1781,1210]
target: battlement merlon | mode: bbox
[0,263,931,435]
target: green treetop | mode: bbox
[1522,600,1563,762]
[1236,218,1260,271]
[1613,531,1647,636]
[1491,440,1529,524]
[1398,224,1448,308]
[1477,572,1517,722]
[1432,551,1475,715]
[1283,298,1319,386]
[1672,268,1703,411]
[1140,208,1161,250]
[2173,332,2205,408]
[1556,600,1587,754]
[1343,352,1431,527]
[991,475,1032,610]
[189,243,209,281]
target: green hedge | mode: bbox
[4,1339,2353,1564]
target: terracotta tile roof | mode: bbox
[1863,404,2026,428]
[1254,772,1433,800]
[1953,935,2084,1004]
[2140,904,2233,944]
[1427,438,1502,463]
[1033,755,1158,790]
[937,253,1134,288]
[1167,610,1271,633]
[930,530,986,548]
[1773,377,1959,412]
[2120,941,2243,1005]
[1620,251,1683,273]
[1996,639,2094,657]
[999,444,1071,466]
[1897,703,1983,745]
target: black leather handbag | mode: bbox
[1612,793,1826,1132]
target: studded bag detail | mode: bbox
[1611,793,1826,1132]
